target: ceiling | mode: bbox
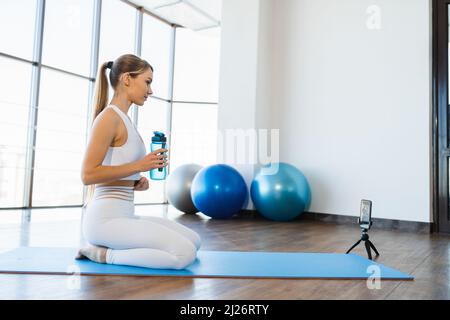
[129,0,222,31]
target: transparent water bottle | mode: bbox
[150,131,167,180]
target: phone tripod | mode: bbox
[346,228,380,260]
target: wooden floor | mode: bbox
[0,205,449,300]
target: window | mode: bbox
[169,27,220,177]
[42,0,94,76]
[170,103,218,171]
[141,13,174,100]
[0,57,32,207]
[32,68,89,206]
[98,0,136,65]
[173,28,220,102]
[0,0,37,60]
[0,0,221,209]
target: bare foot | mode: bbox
[75,245,107,263]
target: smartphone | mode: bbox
[359,199,372,229]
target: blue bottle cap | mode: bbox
[152,131,166,143]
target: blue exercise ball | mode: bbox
[250,162,311,222]
[191,164,248,219]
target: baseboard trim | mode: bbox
[238,210,432,234]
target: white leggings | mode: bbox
[82,186,201,270]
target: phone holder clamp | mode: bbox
[346,220,380,260]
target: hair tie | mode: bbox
[106,61,113,69]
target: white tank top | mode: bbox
[101,104,147,181]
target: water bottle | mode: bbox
[150,131,168,180]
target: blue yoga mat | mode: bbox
[0,247,413,280]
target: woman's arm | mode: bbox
[81,109,141,186]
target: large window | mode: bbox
[0,0,221,209]
[0,0,37,60]
[98,0,136,65]
[141,13,173,100]
[0,57,32,208]
[32,69,89,207]
[170,103,218,171]
[42,0,94,76]
[173,28,220,102]
[169,27,220,178]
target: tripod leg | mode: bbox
[346,240,361,254]
[368,240,380,257]
[365,241,373,260]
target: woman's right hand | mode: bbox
[136,149,169,172]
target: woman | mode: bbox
[76,54,201,270]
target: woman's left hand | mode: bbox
[134,176,149,191]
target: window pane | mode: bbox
[0,0,37,60]
[170,103,218,171]
[173,28,220,102]
[142,13,173,100]
[42,0,94,76]
[135,99,169,204]
[98,0,136,65]
[0,57,32,207]
[32,68,89,206]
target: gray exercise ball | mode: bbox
[167,164,203,214]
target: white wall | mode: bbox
[219,0,431,222]
[218,0,275,209]
[218,0,260,208]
